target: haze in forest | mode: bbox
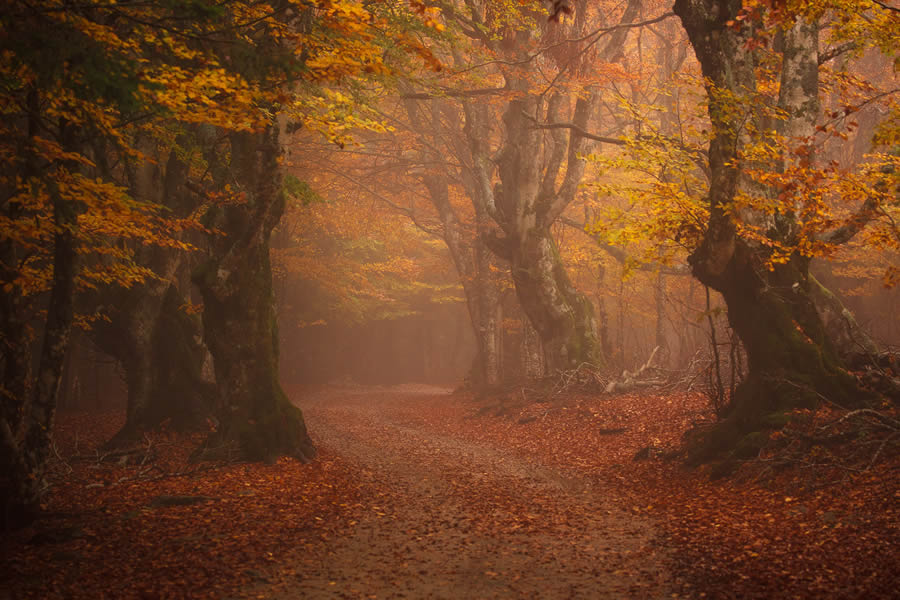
[1,0,898,598]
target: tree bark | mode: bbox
[1,179,78,529]
[499,226,600,370]
[92,284,214,446]
[522,313,545,378]
[193,125,315,463]
[89,147,213,446]
[674,1,873,462]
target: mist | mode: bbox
[3,0,898,598]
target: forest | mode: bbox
[1,0,898,598]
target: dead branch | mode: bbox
[605,346,661,393]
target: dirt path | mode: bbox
[255,386,673,599]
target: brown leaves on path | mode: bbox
[400,386,900,599]
[0,411,363,600]
[3,385,897,599]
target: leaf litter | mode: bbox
[2,385,897,599]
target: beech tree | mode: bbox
[389,0,670,373]
[670,0,899,459]
[87,142,213,447]
[0,0,440,528]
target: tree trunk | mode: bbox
[522,314,544,378]
[467,88,603,373]
[407,99,506,391]
[193,125,315,463]
[93,285,214,446]
[502,228,600,371]
[808,273,879,361]
[674,1,873,463]
[88,145,213,446]
[1,185,78,529]
[654,272,669,368]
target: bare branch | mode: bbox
[526,114,712,180]
[400,87,508,100]
[820,196,879,245]
[528,113,625,144]
[818,41,858,65]
[450,11,676,75]
[870,0,900,14]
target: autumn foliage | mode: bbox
[1,0,899,597]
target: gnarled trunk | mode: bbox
[193,125,315,463]
[92,284,214,446]
[507,228,599,370]
[675,1,873,462]
[468,89,603,373]
[92,144,214,445]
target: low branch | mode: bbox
[818,41,858,65]
[531,119,625,144]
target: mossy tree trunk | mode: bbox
[674,0,874,462]
[89,145,213,447]
[478,89,602,372]
[193,125,315,463]
[498,225,600,371]
[92,284,214,447]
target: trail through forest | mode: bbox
[265,385,670,598]
[3,384,897,599]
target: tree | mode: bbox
[1,0,441,527]
[191,0,446,459]
[82,136,215,447]
[671,0,899,461]
[0,0,226,528]
[392,0,666,373]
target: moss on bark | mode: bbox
[686,255,877,469]
[192,126,315,464]
[511,230,601,372]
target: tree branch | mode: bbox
[526,115,712,180]
[871,0,900,14]
[818,41,858,65]
[820,196,879,246]
[560,217,690,276]
[449,11,676,76]
[529,118,625,144]
[400,87,507,100]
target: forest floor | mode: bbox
[1,384,898,599]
